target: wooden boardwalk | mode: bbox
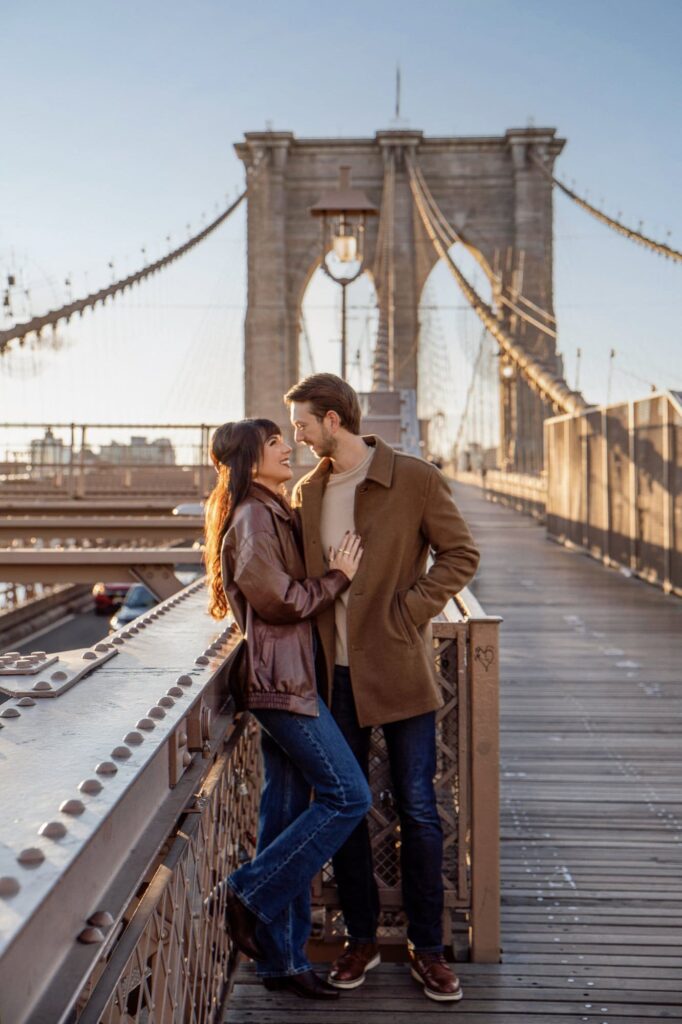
[225,483,682,1022]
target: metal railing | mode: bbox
[0,582,500,1024]
[0,423,218,501]
[545,390,681,595]
[76,713,262,1024]
[481,469,547,521]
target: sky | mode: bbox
[1,0,680,451]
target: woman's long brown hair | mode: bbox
[204,418,281,619]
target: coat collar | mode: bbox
[248,482,293,521]
[298,435,395,492]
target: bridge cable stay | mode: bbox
[452,326,493,462]
[407,154,587,415]
[0,154,269,354]
[530,151,682,264]
[371,151,396,390]
[412,162,557,336]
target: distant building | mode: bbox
[99,436,176,465]
[30,428,70,467]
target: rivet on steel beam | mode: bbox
[178,732,188,745]
[17,847,45,866]
[35,679,54,691]
[148,707,166,719]
[111,746,132,760]
[158,696,174,708]
[88,910,114,928]
[111,637,125,646]
[31,651,47,658]
[136,718,155,731]
[137,622,147,629]
[39,821,67,839]
[182,752,192,767]
[60,799,85,815]
[95,761,118,775]
[51,670,68,682]
[82,651,98,661]
[78,927,105,944]
[167,687,183,697]
[203,649,214,657]
[129,627,139,635]
[195,656,209,666]
[17,697,36,707]
[79,778,103,795]
[176,675,193,687]
[121,631,133,639]
[0,708,20,718]
[124,731,144,745]
[94,643,110,653]
[0,877,20,897]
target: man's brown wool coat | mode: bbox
[292,436,480,728]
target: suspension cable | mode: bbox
[0,190,247,353]
[413,161,557,335]
[407,154,587,415]
[530,152,682,264]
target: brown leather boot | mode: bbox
[409,950,463,1002]
[327,940,381,989]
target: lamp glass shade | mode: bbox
[332,234,357,263]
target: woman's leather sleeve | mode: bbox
[229,529,349,624]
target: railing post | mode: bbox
[662,396,672,593]
[77,424,87,498]
[628,401,637,571]
[468,615,501,963]
[602,406,610,563]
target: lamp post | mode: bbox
[310,167,378,378]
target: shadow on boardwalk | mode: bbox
[226,483,682,1023]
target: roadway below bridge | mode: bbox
[228,481,682,1023]
[15,608,110,657]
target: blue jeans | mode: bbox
[228,700,372,977]
[331,666,444,952]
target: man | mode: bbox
[285,373,480,1003]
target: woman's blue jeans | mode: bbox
[228,700,372,978]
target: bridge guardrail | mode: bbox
[0,578,500,1023]
[545,390,681,596]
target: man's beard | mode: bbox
[314,427,337,459]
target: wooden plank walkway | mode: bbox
[225,482,682,1022]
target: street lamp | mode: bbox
[310,166,378,378]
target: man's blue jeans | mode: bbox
[331,666,444,952]
[228,699,372,977]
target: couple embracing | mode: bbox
[204,373,479,1002]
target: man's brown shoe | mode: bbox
[327,940,381,989]
[409,950,463,1002]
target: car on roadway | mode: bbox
[109,584,158,632]
[92,581,131,615]
[171,502,205,517]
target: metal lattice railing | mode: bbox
[76,713,262,1024]
[313,620,481,949]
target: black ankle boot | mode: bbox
[263,970,341,999]
[224,888,265,962]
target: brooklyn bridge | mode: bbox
[0,118,680,1024]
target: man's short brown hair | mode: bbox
[284,373,362,435]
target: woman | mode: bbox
[204,418,371,1000]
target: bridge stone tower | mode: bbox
[235,128,565,471]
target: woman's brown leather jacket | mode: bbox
[220,484,349,716]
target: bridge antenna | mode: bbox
[395,64,401,121]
